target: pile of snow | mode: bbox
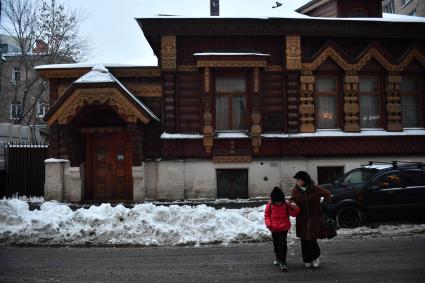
[1,199,424,246]
[0,199,276,246]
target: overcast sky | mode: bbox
[68,0,309,66]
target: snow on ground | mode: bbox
[1,199,424,246]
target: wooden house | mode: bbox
[38,0,425,202]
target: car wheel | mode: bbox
[336,207,363,228]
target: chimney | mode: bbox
[210,0,219,16]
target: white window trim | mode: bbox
[36,102,47,118]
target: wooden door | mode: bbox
[86,132,132,201]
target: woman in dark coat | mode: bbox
[291,171,331,269]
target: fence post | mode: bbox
[44,158,69,201]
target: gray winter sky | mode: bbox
[68,0,309,65]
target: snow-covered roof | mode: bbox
[139,13,425,23]
[161,129,425,140]
[161,132,203,139]
[75,64,116,83]
[35,62,157,70]
[261,129,425,138]
[194,52,271,57]
[71,64,159,122]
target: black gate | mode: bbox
[0,143,48,197]
[216,169,248,199]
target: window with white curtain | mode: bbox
[10,101,22,119]
[359,77,381,128]
[401,77,422,128]
[215,76,247,131]
[315,77,338,129]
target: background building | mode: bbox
[382,0,425,17]
[0,34,49,126]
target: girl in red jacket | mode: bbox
[265,186,300,272]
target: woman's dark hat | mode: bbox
[270,186,285,202]
[293,171,312,183]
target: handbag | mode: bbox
[318,211,337,239]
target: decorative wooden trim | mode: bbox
[353,47,396,71]
[161,35,177,70]
[177,65,198,72]
[38,68,162,79]
[47,88,150,126]
[204,67,210,93]
[286,36,302,70]
[58,84,68,97]
[202,97,213,153]
[251,111,262,153]
[264,65,283,72]
[302,45,351,71]
[127,84,163,97]
[299,71,315,133]
[111,68,162,77]
[254,67,259,93]
[386,72,402,131]
[37,69,88,79]
[196,60,267,68]
[212,155,252,163]
[343,71,360,132]
[398,48,425,71]
[79,127,127,134]
[302,45,423,72]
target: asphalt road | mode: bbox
[1,236,425,283]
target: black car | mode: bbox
[322,161,425,228]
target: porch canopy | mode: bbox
[44,64,159,126]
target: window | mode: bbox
[315,76,339,129]
[336,168,378,189]
[402,171,425,187]
[374,173,401,189]
[401,0,413,7]
[10,101,22,119]
[383,0,395,13]
[12,68,21,83]
[359,76,381,128]
[317,166,344,185]
[215,76,247,131]
[36,102,47,118]
[216,169,248,198]
[401,77,422,127]
[408,9,416,16]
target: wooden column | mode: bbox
[160,35,177,133]
[299,71,315,133]
[344,71,360,132]
[251,67,262,153]
[285,36,302,133]
[386,72,402,131]
[202,67,213,153]
[163,73,176,132]
[127,123,143,166]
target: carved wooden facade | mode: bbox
[39,17,425,170]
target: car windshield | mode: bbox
[336,168,378,189]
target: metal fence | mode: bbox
[0,143,48,198]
